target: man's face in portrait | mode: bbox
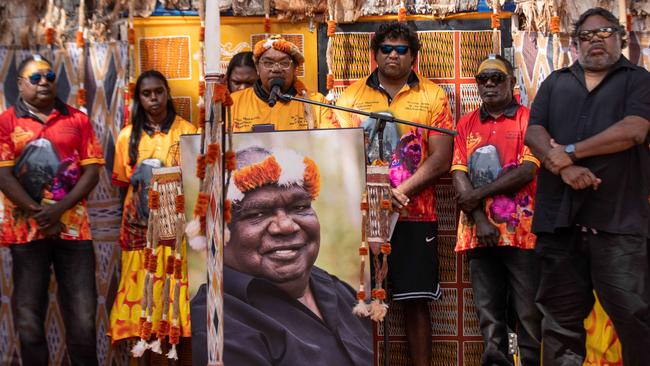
[476,68,513,108]
[576,15,622,71]
[17,60,57,108]
[226,184,321,285]
[256,48,296,93]
[375,37,414,81]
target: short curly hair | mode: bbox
[571,7,627,49]
[371,22,420,59]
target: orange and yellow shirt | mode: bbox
[112,114,197,250]
[231,81,340,132]
[335,71,453,222]
[0,98,104,244]
[451,102,539,251]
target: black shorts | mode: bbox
[387,221,441,301]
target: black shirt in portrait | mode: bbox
[529,56,650,237]
[192,265,373,366]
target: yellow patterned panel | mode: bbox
[330,33,372,81]
[139,36,191,79]
[585,296,623,366]
[419,31,455,79]
[172,96,192,122]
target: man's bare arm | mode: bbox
[0,166,41,214]
[393,135,453,209]
[456,162,537,213]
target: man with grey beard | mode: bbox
[525,7,650,366]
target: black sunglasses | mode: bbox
[23,70,56,85]
[378,44,410,55]
[475,72,508,85]
[577,27,619,42]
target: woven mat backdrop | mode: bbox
[318,18,511,366]
[512,30,650,366]
[0,43,128,365]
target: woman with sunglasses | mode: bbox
[229,35,339,132]
[0,54,103,365]
[108,70,196,361]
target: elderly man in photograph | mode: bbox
[525,7,650,366]
[192,146,372,366]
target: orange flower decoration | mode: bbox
[491,13,501,29]
[358,246,369,256]
[264,17,271,34]
[326,73,334,90]
[550,16,560,34]
[199,26,205,42]
[225,151,236,171]
[372,288,387,300]
[253,35,305,66]
[233,155,282,193]
[175,194,185,214]
[327,20,336,37]
[45,27,55,45]
[76,31,85,48]
[127,28,135,45]
[77,88,87,107]
[398,7,407,23]
[356,290,366,301]
[224,199,232,224]
[205,143,221,165]
[303,157,320,199]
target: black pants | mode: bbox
[468,246,541,366]
[535,228,650,366]
[10,239,98,366]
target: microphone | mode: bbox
[267,78,285,107]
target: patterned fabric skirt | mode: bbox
[108,242,191,342]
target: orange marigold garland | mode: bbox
[264,15,271,34]
[302,157,321,199]
[196,155,206,180]
[550,15,560,34]
[327,20,336,37]
[326,73,334,90]
[76,31,85,48]
[224,199,232,224]
[205,143,221,165]
[396,0,407,23]
[45,27,55,45]
[225,151,236,172]
[491,12,501,29]
[77,88,87,108]
[233,156,282,193]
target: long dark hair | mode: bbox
[128,70,176,166]
[225,51,255,81]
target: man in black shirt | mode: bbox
[525,7,650,366]
[192,145,372,366]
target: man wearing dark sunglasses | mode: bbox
[452,54,541,366]
[525,7,650,366]
[336,22,454,366]
[0,55,102,365]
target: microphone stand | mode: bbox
[277,93,455,366]
[278,93,457,137]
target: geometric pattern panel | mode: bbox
[418,31,455,79]
[173,96,193,122]
[459,83,481,117]
[460,31,497,78]
[377,341,459,366]
[463,341,484,366]
[251,33,305,77]
[330,33,372,81]
[0,43,128,366]
[462,289,481,337]
[438,235,457,284]
[139,36,191,79]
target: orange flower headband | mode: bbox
[227,148,320,203]
[252,35,305,67]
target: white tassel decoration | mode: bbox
[369,300,388,322]
[167,344,178,360]
[131,339,149,357]
[189,235,208,251]
[150,339,163,354]
[352,299,370,317]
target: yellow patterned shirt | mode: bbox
[335,71,453,221]
[231,82,340,132]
